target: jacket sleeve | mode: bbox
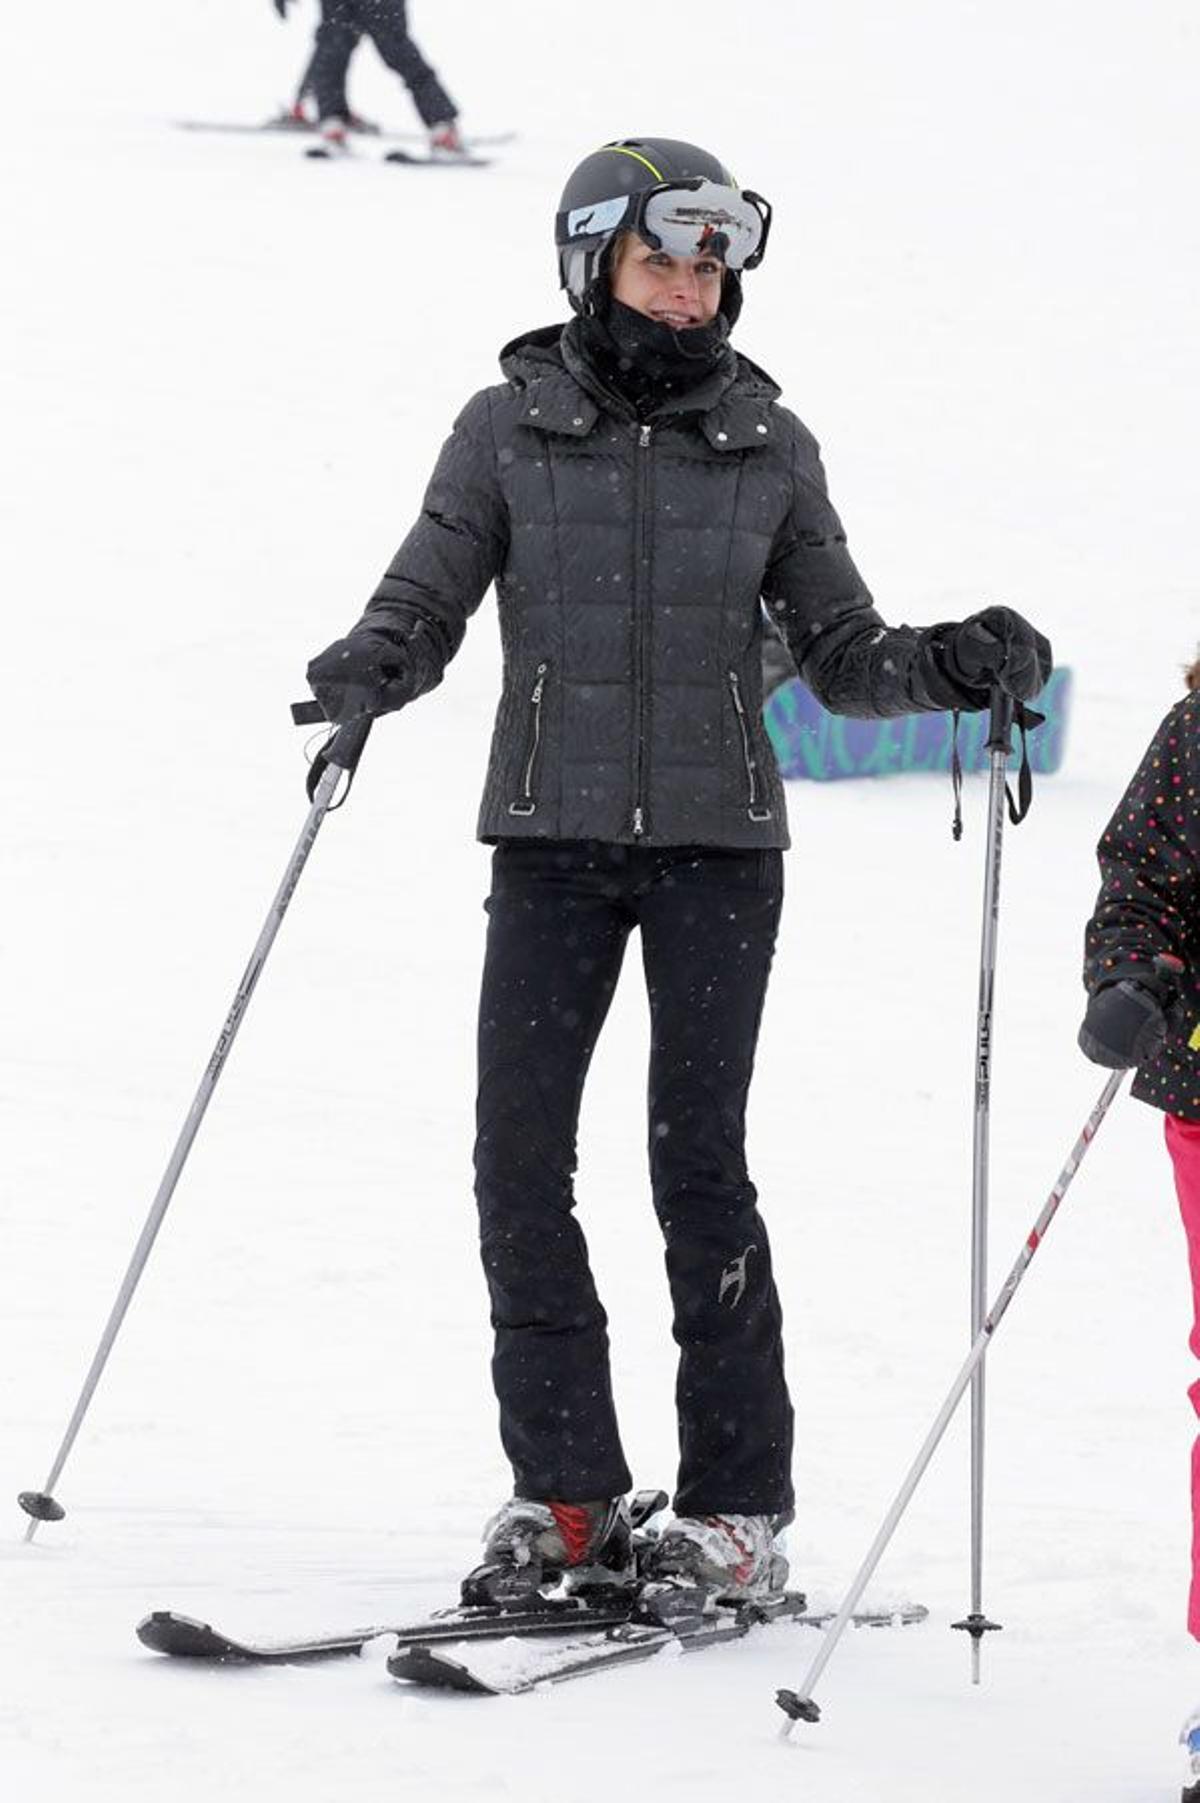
[761,414,984,718]
[351,388,509,700]
[1083,698,1200,993]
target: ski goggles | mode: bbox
[556,178,772,272]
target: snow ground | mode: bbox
[3,0,1199,1797]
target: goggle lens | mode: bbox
[639,181,768,271]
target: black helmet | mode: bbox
[555,137,772,316]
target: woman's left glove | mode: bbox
[306,629,417,724]
[943,606,1053,703]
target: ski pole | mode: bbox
[956,688,1015,1679]
[775,1067,1127,1731]
[18,705,370,1539]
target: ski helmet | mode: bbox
[555,138,772,317]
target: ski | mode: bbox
[387,1591,813,1695]
[303,146,492,167]
[387,1596,928,1696]
[175,119,515,147]
[135,1595,635,1664]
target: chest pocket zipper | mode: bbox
[509,661,550,816]
[729,670,773,823]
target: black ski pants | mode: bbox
[311,0,456,127]
[474,841,794,1517]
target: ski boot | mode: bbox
[462,1496,637,1609]
[638,1512,790,1623]
[428,118,470,162]
[1180,1704,1200,1800]
[315,116,351,156]
[262,101,316,132]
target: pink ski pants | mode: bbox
[1165,1113,1200,1638]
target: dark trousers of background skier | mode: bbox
[473,841,794,1518]
[308,0,456,126]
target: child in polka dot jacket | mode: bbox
[1078,651,1200,1796]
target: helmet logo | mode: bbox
[567,195,629,238]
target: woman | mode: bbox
[1077,653,1200,1794]
[307,137,1052,1608]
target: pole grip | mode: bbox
[289,700,375,773]
[326,713,372,774]
[985,687,1015,755]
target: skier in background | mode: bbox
[306,136,1052,1611]
[272,0,465,157]
[1077,651,1200,1798]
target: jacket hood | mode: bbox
[498,323,784,416]
[499,325,571,383]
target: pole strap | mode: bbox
[950,698,1046,839]
[950,710,964,841]
[1003,702,1044,827]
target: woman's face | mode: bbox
[608,232,724,328]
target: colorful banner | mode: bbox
[763,668,1071,782]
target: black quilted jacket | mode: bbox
[354,322,978,847]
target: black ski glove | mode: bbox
[273,0,292,18]
[943,606,1053,704]
[306,629,417,724]
[1077,962,1182,1070]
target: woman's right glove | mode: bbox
[306,629,417,724]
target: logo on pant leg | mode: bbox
[718,1243,758,1309]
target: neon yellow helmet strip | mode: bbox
[602,144,666,182]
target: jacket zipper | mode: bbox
[729,669,773,822]
[632,423,652,836]
[508,660,549,816]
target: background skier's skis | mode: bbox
[174,119,515,146]
[303,146,492,167]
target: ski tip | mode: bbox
[776,1688,821,1724]
[135,1611,230,1657]
[387,1645,501,1694]
[18,1490,65,1523]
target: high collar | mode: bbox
[560,311,738,424]
[566,299,736,422]
[499,324,784,451]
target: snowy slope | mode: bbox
[3,1,1199,1797]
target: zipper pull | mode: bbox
[632,806,645,836]
[530,661,547,702]
[638,424,652,448]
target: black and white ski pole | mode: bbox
[18,703,369,1539]
[775,1066,1126,1730]
[955,688,1017,1680]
